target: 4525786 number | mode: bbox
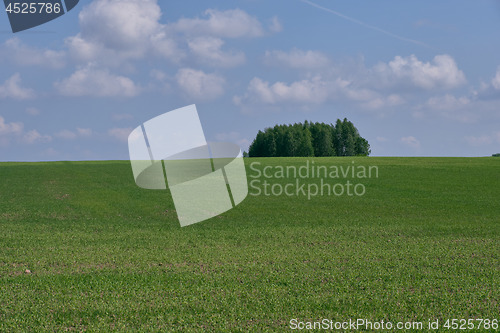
[5,2,62,14]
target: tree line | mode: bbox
[248,119,370,157]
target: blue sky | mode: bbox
[1,0,500,161]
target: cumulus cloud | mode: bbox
[374,54,466,90]
[66,0,182,64]
[188,37,245,67]
[235,75,404,110]
[25,107,40,116]
[268,16,283,33]
[176,68,225,100]
[235,77,334,105]
[491,67,500,90]
[78,0,161,50]
[54,128,92,140]
[77,128,93,136]
[55,66,140,97]
[420,94,479,123]
[108,127,133,142]
[0,38,66,69]
[427,94,470,110]
[173,9,265,38]
[55,129,77,140]
[473,66,500,100]
[464,132,500,146]
[236,53,466,110]
[360,94,405,110]
[22,130,52,144]
[63,2,271,69]
[0,73,35,100]
[401,136,421,149]
[0,116,23,136]
[265,48,329,69]
[0,116,51,146]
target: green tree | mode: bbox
[249,119,370,157]
[311,123,333,157]
[355,137,371,156]
[248,130,265,157]
[262,129,277,157]
[296,127,314,157]
[282,130,297,157]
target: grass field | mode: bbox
[0,157,499,332]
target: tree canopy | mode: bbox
[248,119,370,157]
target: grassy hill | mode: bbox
[0,157,499,331]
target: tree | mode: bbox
[262,129,277,157]
[248,119,370,157]
[311,123,333,157]
[355,137,371,156]
[248,130,265,157]
[334,119,344,156]
[282,130,297,157]
[341,118,356,156]
[296,127,314,157]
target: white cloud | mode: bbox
[464,135,492,146]
[176,68,225,100]
[150,69,167,81]
[66,0,182,64]
[265,48,329,70]
[19,3,268,81]
[25,107,40,116]
[374,54,466,90]
[360,94,405,110]
[22,130,52,144]
[464,132,500,146]
[236,77,333,105]
[236,53,467,111]
[188,37,245,68]
[55,66,140,97]
[427,94,470,110]
[55,128,93,140]
[401,136,421,149]
[65,35,105,62]
[108,127,133,142]
[0,116,51,146]
[0,73,35,100]
[65,5,270,67]
[77,128,93,137]
[235,76,402,109]
[149,31,184,62]
[491,67,500,90]
[0,116,23,136]
[78,0,161,50]
[268,16,283,33]
[422,94,478,123]
[1,38,66,69]
[55,130,77,140]
[173,9,265,38]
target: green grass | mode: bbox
[0,157,499,332]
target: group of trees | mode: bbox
[248,119,370,157]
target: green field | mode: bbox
[0,157,499,332]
